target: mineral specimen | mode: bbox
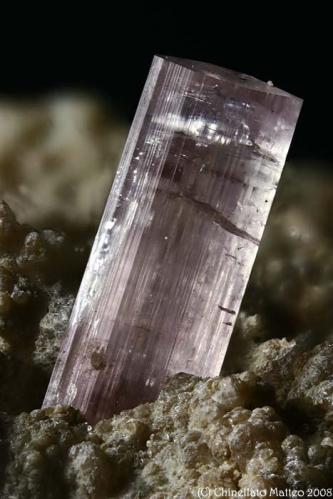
[44,56,302,421]
[0,93,332,497]
[1,166,333,497]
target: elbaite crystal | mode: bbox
[44,56,302,422]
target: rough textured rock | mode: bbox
[0,201,89,414]
[2,354,333,497]
[2,407,88,498]
[287,341,333,420]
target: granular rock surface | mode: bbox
[2,354,333,498]
[0,201,89,415]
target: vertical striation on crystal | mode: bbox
[43,56,302,423]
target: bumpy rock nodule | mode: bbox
[0,201,89,414]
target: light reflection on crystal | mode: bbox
[44,56,302,423]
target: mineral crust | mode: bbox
[0,201,88,414]
[2,340,333,498]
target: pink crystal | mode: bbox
[43,56,302,423]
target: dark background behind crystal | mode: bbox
[0,8,330,162]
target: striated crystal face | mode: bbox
[44,56,302,422]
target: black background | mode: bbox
[0,8,330,162]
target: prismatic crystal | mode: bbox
[44,56,302,422]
